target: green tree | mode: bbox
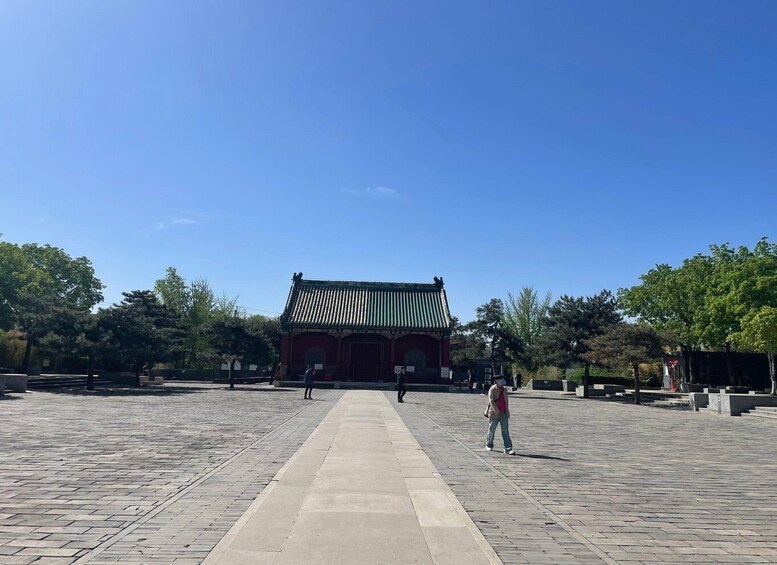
[102,291,182,386]
[249,315,281,371]
[11,243,103,367]
[503,286,551,373]
[202,311,272,389]
[731,306,777,395]
[540,291,621,397]
[621,238,777,385]
[583,323,668,405]
[699,239,777,348]
[0,239,40,330]
[472,299,524,380]
[73,310,113,391]
[449,316,487,372]
[154,267,190,319]
[153,268,241,369]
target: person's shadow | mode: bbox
[513,452,569,462]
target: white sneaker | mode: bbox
[485,446,493,451]
[505,449,515,455]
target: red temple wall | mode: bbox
[289,332,338,365]
[395,335,440,368]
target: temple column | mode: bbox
[390,333,396,372]
[336,334,343,380]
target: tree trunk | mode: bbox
[633,363,641,405]
[769,351,776,396]
[583,363,590,398]
[229,359,235,390]
[682,346,692,385]
[22,339,33,369]
[135,364,141,387]
[87,354,95,391]
[724,341,735,386]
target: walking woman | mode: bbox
[485,376,515,455]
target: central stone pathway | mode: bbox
[203,390,501,565]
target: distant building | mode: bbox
[663,351,772,390]
[279,273,452,383]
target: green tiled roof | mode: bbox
[281,277,452,331]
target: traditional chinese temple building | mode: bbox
[279,273,452,383]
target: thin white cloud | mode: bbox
[342,186,400,199]
[172,217,196,225]
[156,222,166,230]
[366,186,398,198]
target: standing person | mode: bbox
[467,369,474,393]
[485,376,515,455]
[514,371,523,391]
[303,365,315,400]
[396,366,407,403]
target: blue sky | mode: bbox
[1,1,776,321]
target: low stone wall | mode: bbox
[717,392,777,416]
[576,386,606,397]
[576,384,626,398]
[525,379,563,391]
[593,384,626,394]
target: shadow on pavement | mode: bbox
[224,387,297,393]
[514,452,570,462]
[39,386,210,397]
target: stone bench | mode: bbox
[561,379,578,392]
[4,374,28,393]
[139,376,165,387]
[689,392,709,411]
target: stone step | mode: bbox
[27,376,108,390]
[742,409,777,420]
[750,406,777,414]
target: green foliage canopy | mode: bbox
[731,306,777,394]
[503,286,551,372]
[620,238,777,350]
[540,290,621,369]
[101,290,182,381]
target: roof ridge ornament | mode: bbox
[293,272,303,283]
[433,276,444,289]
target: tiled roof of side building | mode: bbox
[281,276,452,331]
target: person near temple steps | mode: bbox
[485,376,515,455]
[396,366,407,403]
[467,368,475,393]
[303,365,315,400]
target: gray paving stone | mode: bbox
[391,390,777,565]
[0,384,342,564]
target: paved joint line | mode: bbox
[409,402,619,565]
[73,397,326,564]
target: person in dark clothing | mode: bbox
[396,366,407,403]
[467,369,475,393]
[303,365,315,399]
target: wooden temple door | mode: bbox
[348,342,384,381]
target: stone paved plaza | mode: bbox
[2,384,777,564]
[394,389,777,564]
